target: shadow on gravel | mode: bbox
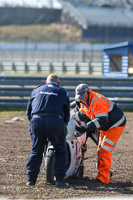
[67,176,133,195]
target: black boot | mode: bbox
[26,178,36,186]
[56,178,69,188]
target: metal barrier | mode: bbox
[0,76,133,108]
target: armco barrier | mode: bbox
[0,76,133,108]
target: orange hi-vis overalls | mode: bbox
[80,90,126,184]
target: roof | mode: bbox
[103,41,133,50]
[63,2,133,29]
[64,0,133,8]
[79,6,133,28]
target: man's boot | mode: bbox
[56,178,69,188]
[26,178,36,186]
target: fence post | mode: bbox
[0,62,3,72]
[12,62,16,72]
[50,62,54,73]
[37,62,41,72]
[62,62,66,73]
[25,62,29,73]
[75,63,80,74]
[89,62,93,74]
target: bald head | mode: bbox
[46,74,59,85]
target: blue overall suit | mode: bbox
[26,82,70,183]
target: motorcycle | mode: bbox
[44,108,99,184]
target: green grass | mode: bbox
[0,107,132,113]
[121,108,133,112]
[1,71,102,77]
[0,24,81,43]
[0,107,26,115]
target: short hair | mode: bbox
[46,74,59,84]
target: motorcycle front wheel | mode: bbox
[45,149,55,184]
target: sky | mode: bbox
[0,0,62,9]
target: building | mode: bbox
[62,1,133,43]
[103,41,133,77]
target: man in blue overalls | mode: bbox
[26,74,70,188]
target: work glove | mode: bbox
[76,125,86,133]
[76,123,95,137]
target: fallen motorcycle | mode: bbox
[44,108,99,184]
[44,116,87,184]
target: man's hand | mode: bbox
[76,125,86,133]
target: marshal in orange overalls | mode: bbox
[79,90,126,184]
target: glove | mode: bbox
[76,125,86,133]
[66,125,69,134]
[75,131,85,137]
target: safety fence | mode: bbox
[0,61,102,75]
[0,44,103,62]
[0,76,133,108]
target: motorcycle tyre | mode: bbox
[45,149,55,184]
[76,164,84,178]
